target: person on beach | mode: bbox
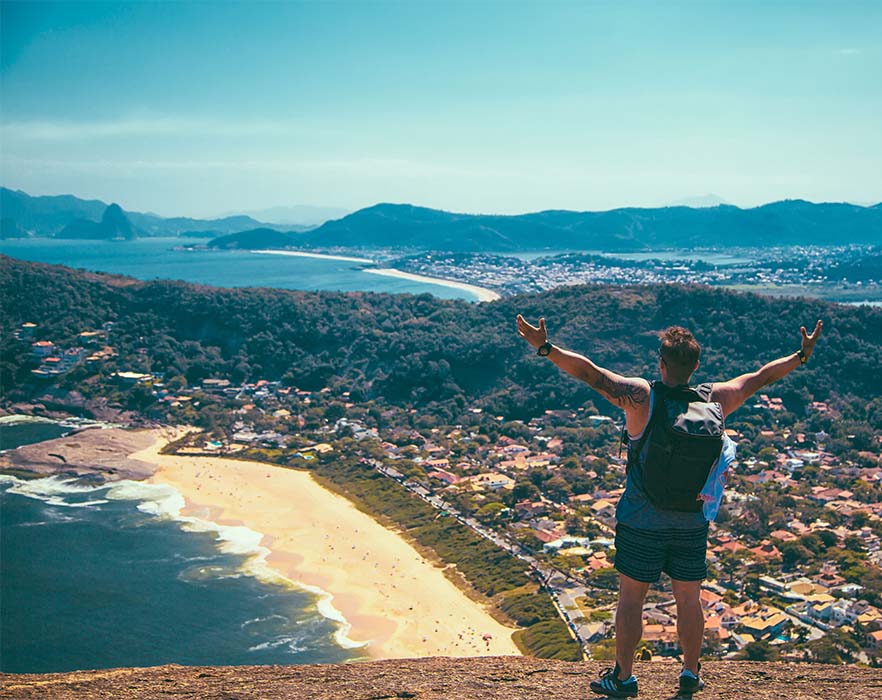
[516,315,823,698]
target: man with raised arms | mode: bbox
[516,315,822,697]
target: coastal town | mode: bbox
[9,317,882,667]
[383,245,881,303]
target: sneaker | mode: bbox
[589,664,638,698]
[678,663,705,694]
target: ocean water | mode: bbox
[0,238,479,301]
[0,424,366,673]
[0,416,71,450]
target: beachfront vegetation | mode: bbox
[513,620,582,661]
[499,588,560,626]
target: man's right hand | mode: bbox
[801,319,823,360]
[516,314,547,350]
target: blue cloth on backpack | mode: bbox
[698,433,737,521]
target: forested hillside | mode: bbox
[2,256,881,429]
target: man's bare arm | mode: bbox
[712,320,823,417]
[516,315,650,411]
[547,345,650,410]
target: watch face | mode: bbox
[538,343,551,356]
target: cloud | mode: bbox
[0,117,299,141]
[837,48,861,55]
[1,154,515,180]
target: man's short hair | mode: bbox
[659,326,701,374]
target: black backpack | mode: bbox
[627,381,725,513]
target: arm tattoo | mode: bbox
[592,374,648,409]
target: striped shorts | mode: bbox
[614,522,709,583]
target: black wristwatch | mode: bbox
[537,342,553,357]
[797,349,808,365]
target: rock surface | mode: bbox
[0,427,158,480]
[3,657,881,699]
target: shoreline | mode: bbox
[133,434,521,660]
[250,250,502,302]
[363,268,501,302]
[250,249,375,264]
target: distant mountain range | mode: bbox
[2,187,880,251]
[297,200,882,251]
[0,188,307,239]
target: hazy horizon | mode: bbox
[2,1,881,218]
[5,183,881,224]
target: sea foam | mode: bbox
[247,634,308,654]
[104,480,185,517]
[1,470,367,662]
[103,478,369,651]
[3,474,109,508]
[0,414,58,425]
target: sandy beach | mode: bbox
[133,435,521,660]
[363,268,501,302]
[250,249,375,264]
[249,252,502,302]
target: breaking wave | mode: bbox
[1,473,368,653]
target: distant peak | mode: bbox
[668,194,730,208]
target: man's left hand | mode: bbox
[516,314,547,350]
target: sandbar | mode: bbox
[133,436,521,660]
[363,268,501,302]
[250,249,375,264]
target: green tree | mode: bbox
[739,640,779,662]
[476,501,507,526]
[591,638,617,661]
[545,475,572,503]
[590,566,620,591]
[565,514,589,536]
[780,542,813,571]
[807,637,845,664]
[510,480,540,504]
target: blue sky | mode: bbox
[1,0,880,217]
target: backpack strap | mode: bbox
[693,382,714,402]
[625,381,662,472]
[662,382,713,403]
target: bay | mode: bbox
[0,238,480,301]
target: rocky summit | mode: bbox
[3,657,881,700]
